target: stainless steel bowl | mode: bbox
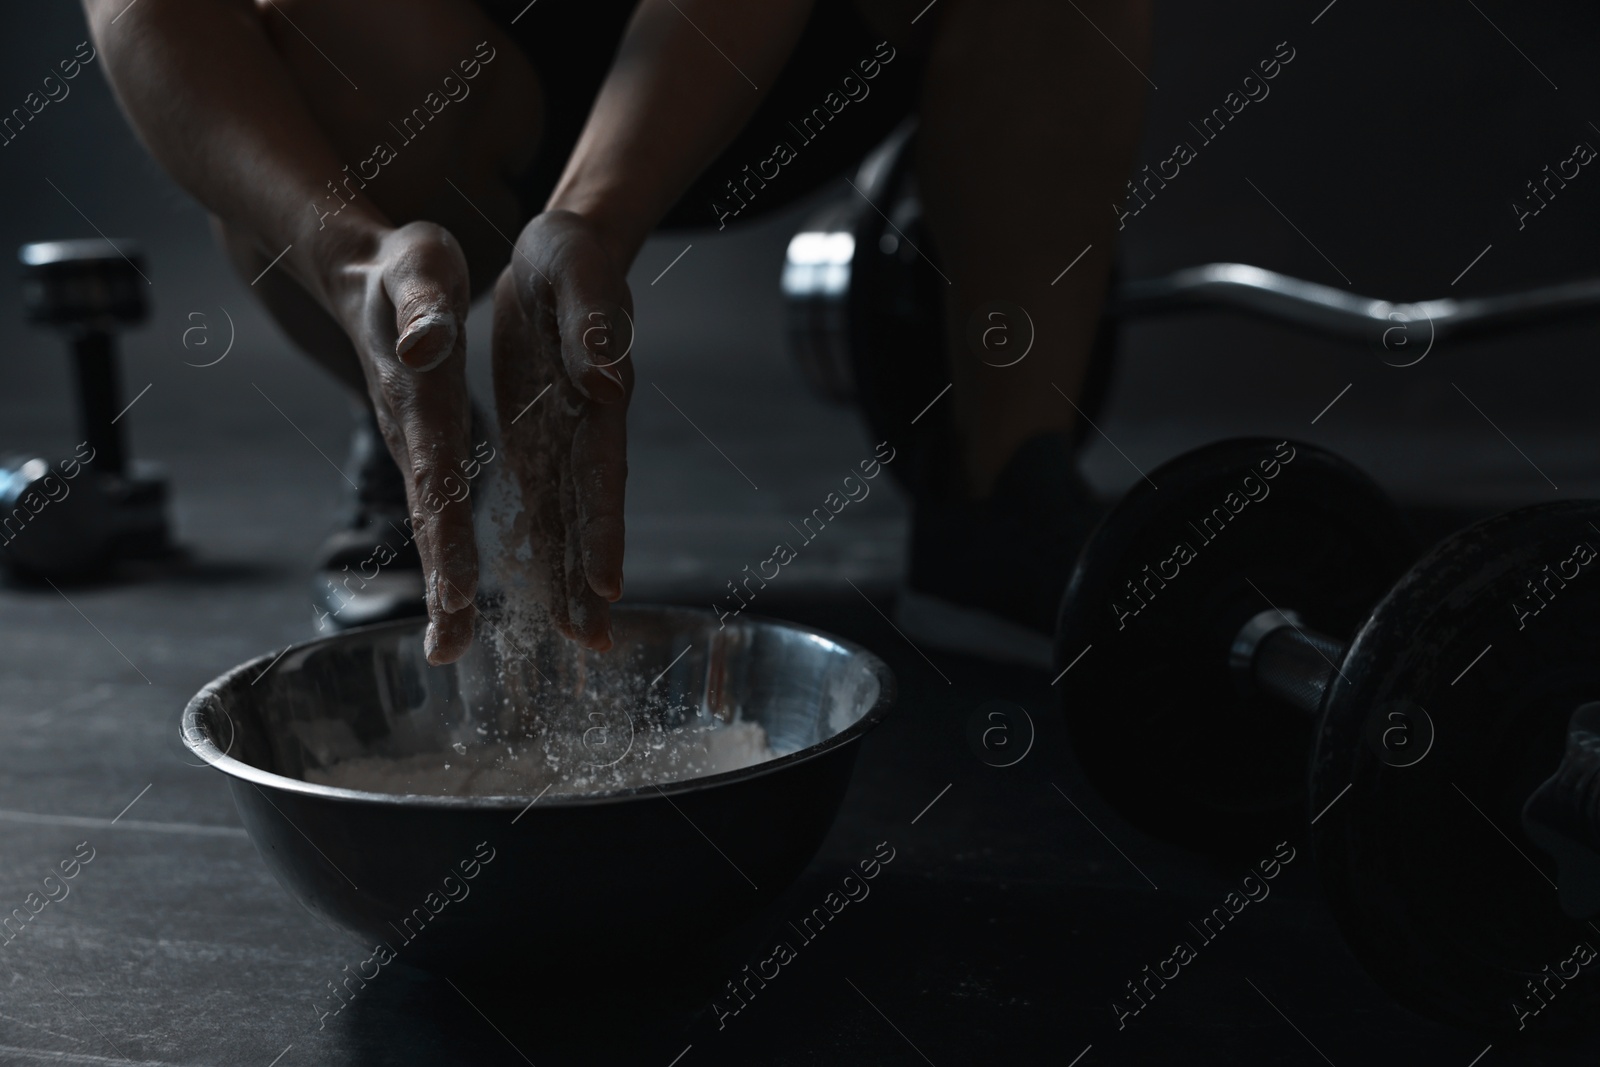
[181,606,895,976]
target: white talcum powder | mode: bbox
[303,446,780,799]
[305,718,777,798]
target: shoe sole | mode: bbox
[894,587,1054,670]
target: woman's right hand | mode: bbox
[324,221,481,666]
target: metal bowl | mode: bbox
[181,605,895,977]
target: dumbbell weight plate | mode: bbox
[1313,501,1600,1036]
[1055,438,1417,851]
[0,456,116,577]
[846,162,949,491]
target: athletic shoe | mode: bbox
[310,406,461,632]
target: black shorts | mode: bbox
[479,0,924,230]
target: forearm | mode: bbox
[83,0,387,307]
[544,0,815,269]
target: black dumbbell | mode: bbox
[1,238,173,578]
[1055,438,1600,1035]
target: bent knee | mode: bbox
[255,0,538,251]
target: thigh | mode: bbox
[256,0,542,294]
[478,0,639,222]
[652,0,916,231]
[484,0,931,232]
[663,0,931,230]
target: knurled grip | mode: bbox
[1244,615,1346,717]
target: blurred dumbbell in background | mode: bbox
[1,238,175,580]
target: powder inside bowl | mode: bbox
[303,715,776,798]
[301,454,785,799]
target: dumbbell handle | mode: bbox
[72,329,128,477]
[1229,609,1344,717]
[1231,610,1600,919]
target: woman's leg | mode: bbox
[881,0,1152,498]
[847,0,1151,662]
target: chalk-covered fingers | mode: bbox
[350,222,480,664]
[493,209,635,648]
[570,398,627,604]
[493,267,579,639]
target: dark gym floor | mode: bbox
[4,1,1600,1064]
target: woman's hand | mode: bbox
[491,210,633,649]
[326,220,480,665]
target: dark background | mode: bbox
[1,1,1597,1064]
